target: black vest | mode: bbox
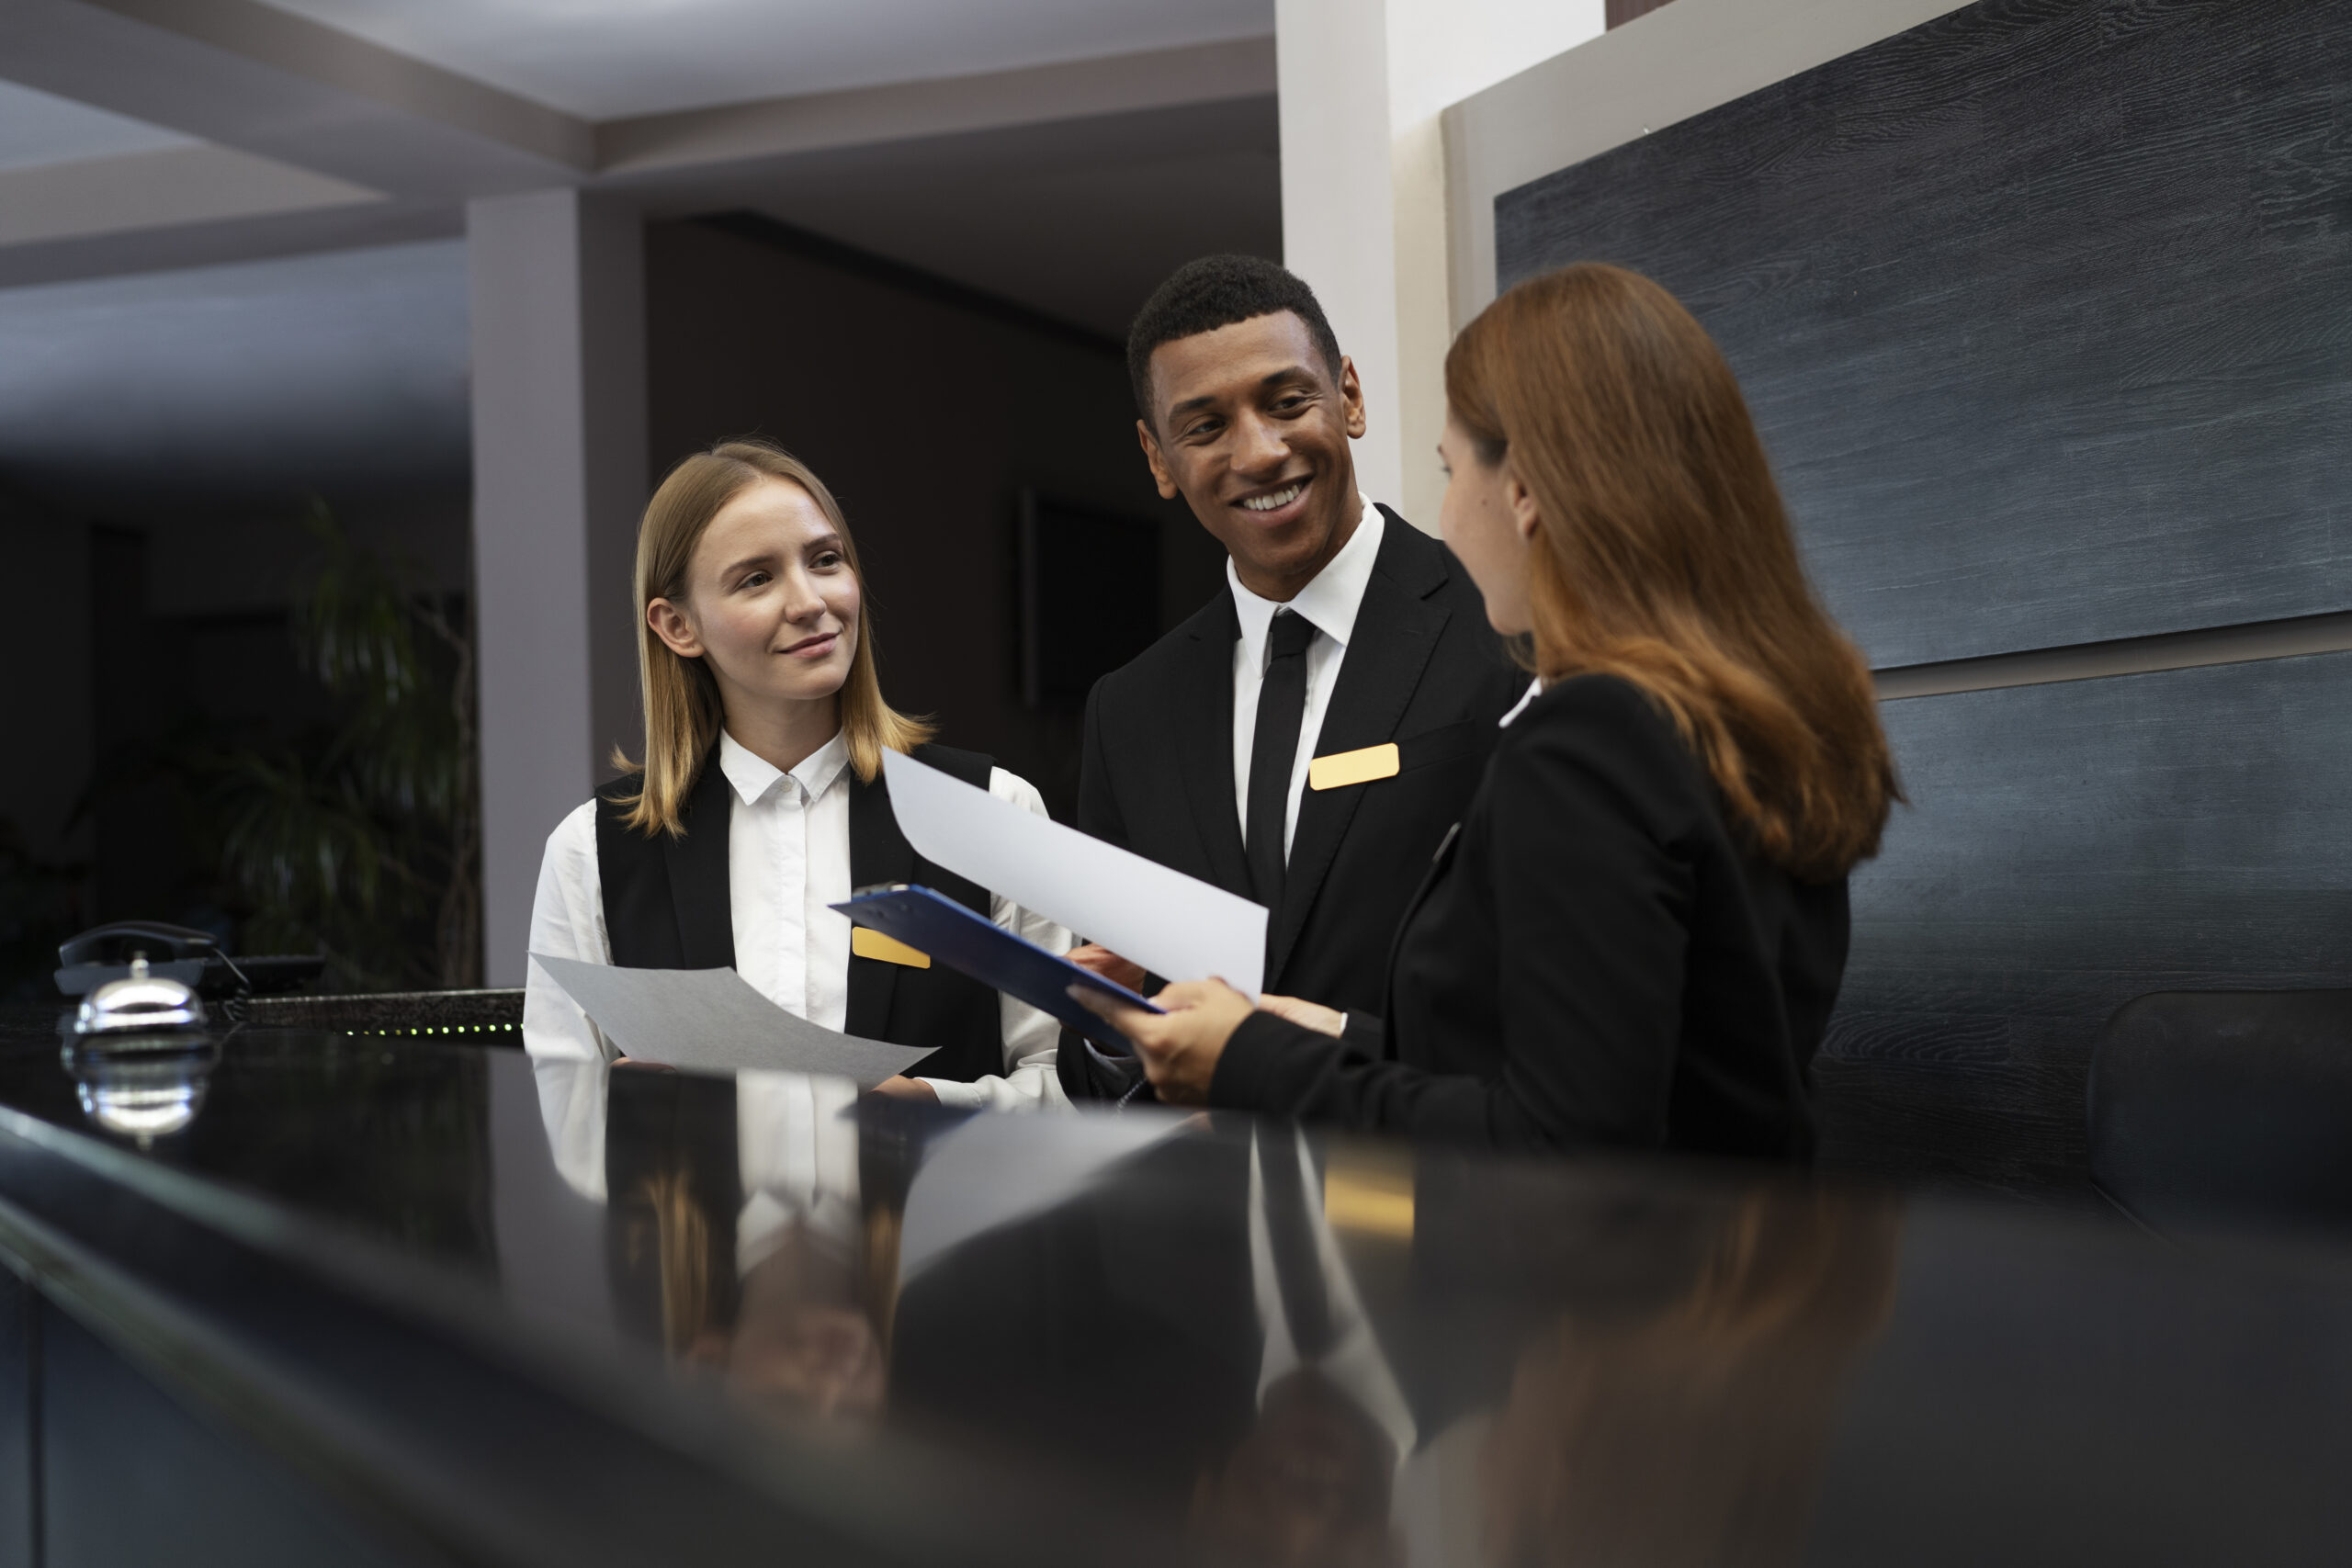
[594,743,1006,1083]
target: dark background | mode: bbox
[643,215,1230,817]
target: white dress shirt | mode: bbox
[1228,500,1386,859]
[524,728,1071,1111]
[1496,675,1544,728]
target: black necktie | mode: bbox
[1245,611,1317,908]
[1260,1131,1337,1361]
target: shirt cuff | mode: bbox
[922,1077,986,1111]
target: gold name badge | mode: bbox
[851,927,931,968]
[1308,742,1401,791]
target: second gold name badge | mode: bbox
[851,928,931,968]
[1308,742,1401,791]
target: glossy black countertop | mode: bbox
[2,1010,2348,1567]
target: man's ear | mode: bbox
[646,597,704,660]
[1338,355,1368,440]
[1136,419,1180,501]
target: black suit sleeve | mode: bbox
[1209,694,1694,1151]
[1063,672,1148,1101]
[1075,675,1127,850]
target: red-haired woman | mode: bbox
[1080,264,1897,1159]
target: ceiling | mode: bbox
[0,239,469,519]
[647,95,1279,339]
[0,80,194,175]
[254,0,1274,118]
[0,3,1279,537]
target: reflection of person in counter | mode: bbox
[683,1074,891,1423]
[892,1123,1422,1562]
[1188,1126,1416,1568]
[1080,265,1900,1159]
[1478,1188,1900,1568]
[597,1065,895,1424]
[524,438,1071,1108]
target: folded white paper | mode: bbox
[882,749,1267,997]
[531,953,936,1088]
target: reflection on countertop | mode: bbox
[2,1013,2349,1565]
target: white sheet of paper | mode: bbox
[882,749,1266,997]
[531,953,936,1089]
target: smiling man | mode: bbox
[1063,255,1523,1102]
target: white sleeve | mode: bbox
[521,801,616,1065]
[918,765,1074,1113]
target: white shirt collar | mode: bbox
[1497,676,1544,728]
[717,726,853,805]
[1227,497,1385,666]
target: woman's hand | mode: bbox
[869,1076,937,1101]
[1256,994,1347,1038]
[1067,942,1148,992]
[1071,978,1255,1105]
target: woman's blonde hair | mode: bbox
[612,438,933,837]
[1445,264,1897,880]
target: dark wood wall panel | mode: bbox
[1816,651,2352,1196]
[1494,0,2352,670]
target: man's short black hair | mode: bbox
[1126,254,1346,426]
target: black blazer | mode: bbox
[1211,676,1850,1160]
[1065,510,1521,1099]
[594,743,1008,1082]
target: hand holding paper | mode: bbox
[881,749,1267,997]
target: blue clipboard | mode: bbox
[830,884,1162,1055]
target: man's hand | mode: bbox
[1257,995,1347,1038]
[1070,978,1256,1105]
[870,1076,938,1101]
[1068,943,1148,992]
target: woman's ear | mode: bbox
[1505,468,1543,545]
[646,596,704,660]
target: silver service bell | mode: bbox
[74,954,209,1039]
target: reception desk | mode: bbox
[2,1007,2347,1566]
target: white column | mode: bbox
[1276,0,1607,530]
[469,188,648,987]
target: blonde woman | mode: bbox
[525,438,1069,1109]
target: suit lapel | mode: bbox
[662,754,738,971]
[844,766,915,1038]
[1173,593,1253,897]
[1267,518,1450,986]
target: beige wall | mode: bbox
[1276,0,1606,532]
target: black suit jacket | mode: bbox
[1211,676,1850,1160]
[1064,510,1521,1100]
[594,743,1008,1082]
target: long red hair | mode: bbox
[1446,265,1896,879]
